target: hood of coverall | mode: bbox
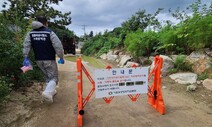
[31,21,44,29]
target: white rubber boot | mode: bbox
[42,80,57,103]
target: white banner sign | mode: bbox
[94,67,148,98]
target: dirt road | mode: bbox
[14,59,212,127]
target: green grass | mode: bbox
[64,55,106,68]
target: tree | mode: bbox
[88,31,94,38]
[168,0,212,54]
[124,29,159,59]
[2,0,71,26]
[121,8,162,32]
[49,22,74,38]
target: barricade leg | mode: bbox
[77,57,95,127]
[77,58,83,127]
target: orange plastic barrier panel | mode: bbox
[147,56,166,115]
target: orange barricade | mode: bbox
[76,55,165,127]
[147,56,166,115]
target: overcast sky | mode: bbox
[0,0,210,36]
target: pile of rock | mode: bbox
[100,49,212,91]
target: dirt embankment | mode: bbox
[0,59,212,127]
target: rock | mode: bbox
[138,57,149,65]
[186,51,208,62]
[205,48,212,57]
[186,51,211,74]
[170,55,178,61]
[124,62,140,68]
[186,84,197,91]
[106,50,113,56]
[169,73,197,84]
[100,53,107,60]
[107,55,118,61]
[196,81,201,85]
[203,79,212,91]
[149,56,154,62]
[105,50,119,61]
[113,50,120,55]
[118,55,132,67]
[116,59,120,63]
[150,55,174,76]
[192,58,211,74]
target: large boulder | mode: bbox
[169,73,197,84]
[186,51,211,74]
[138,57,152,66]
[107,54,119,61]
[105,50,119,61]
[192,58,211,74]
[118,55,132,67]
[203,79,212,91]
[106,50,113,58]
[100,50,119,61]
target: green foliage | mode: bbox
[143,59,152,66]
[108,37,121,49]
[168,68,178,74]
[95,47,109,58]
[81,32,120,57]
[2,0,74,41]
[65,56,106,68]
[81,0,212,63]
[157,25,179,54]
[81,35,106,56]
[124,30,159,59]
[0,14,43,89]
[124,30,144,58]
[185,15,212,50]
[0,76,10,103]
[164,0,212,54]
[198,72,208,80]
[81,9,164,57]
[157,3,212,55]
[0,0,74,102]
[121,8,162,32]
[174,55,192,71]
[198,67,212,79]
[2,0,71,26]
[0,40,43,88]
[49,23,74,38]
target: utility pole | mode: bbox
[81,25,87,36]
[81,24,87,41]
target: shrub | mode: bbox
[168,68,178,74]
[0,77,10,103]
[143,59,152,66]
[174,55,192,71]
[198,67,212,80]
[0,17,43,89]
[95,47,109,58]
[124,30,159,59]
[198,72,208,80]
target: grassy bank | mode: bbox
[64,55,106,68]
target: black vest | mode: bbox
[30,27,56,60]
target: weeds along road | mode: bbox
[21,58,212,127]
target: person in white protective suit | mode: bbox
[22,16,65,103]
